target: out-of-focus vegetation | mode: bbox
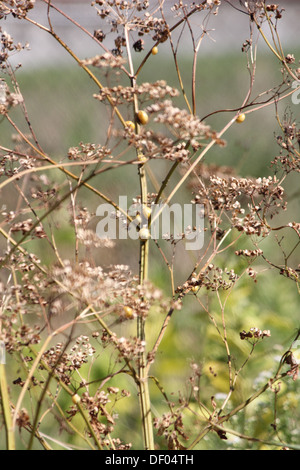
[0,2,299,451]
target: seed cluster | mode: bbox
[94,80,179,106]
[192,174,286,237]
[0,0,299,451]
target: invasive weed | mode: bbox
[0,0,299,451]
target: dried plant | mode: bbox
[0,0,299,451]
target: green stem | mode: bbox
[124,25,154,451]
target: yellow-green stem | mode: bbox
[124,24,154,450]
[0,363,16,450]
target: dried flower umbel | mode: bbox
[239,327,271,342]
[94,81,179,106]
[0,1,35,20]
[0,0,299,452]
[191,173,286,240]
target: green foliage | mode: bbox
[0,0,299,451]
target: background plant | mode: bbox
[0,0,299,450]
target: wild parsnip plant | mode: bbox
[0,0,299,451]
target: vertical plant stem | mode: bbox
[124,25,154,450]
[0,363,16,450]
[137,164,154,450]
